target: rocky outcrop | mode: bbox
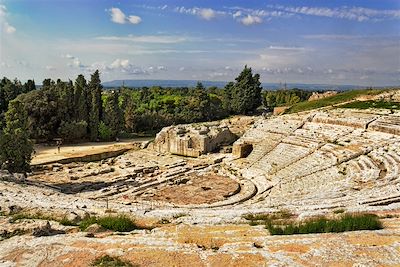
[151,122,237,157]
[308,91,337,101]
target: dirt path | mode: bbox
[31,138,152,165]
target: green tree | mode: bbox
[88,70,102,141]
[23,79,36,93]
[74,74,89,123]
[0,99,33,173]
[222,81,234,113]
[103,90,122,139]
[230,66,262,114]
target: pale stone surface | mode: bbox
[308,90,337,101]
[151,122,237,157]
[2,105,400,265]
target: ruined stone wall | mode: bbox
[151,123,237,157]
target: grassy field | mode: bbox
[338,100,400,110]
[285,89,385,114]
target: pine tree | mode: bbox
[88,70,102,141]
[230,66,262,114]
[0,99,33,173]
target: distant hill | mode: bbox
[102,79,369,91]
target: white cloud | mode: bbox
[157,65,167,71]
[240,15,262,25]
[107,59,148,75]
[273,5,400,22]
[198,8,216,20]
[128,15,142,24]
[174,6,224,20]
[233,11,242,18]
[4,22,15,33]
[268,46,305,51]
[45,65,55,71]
[63,54,85,68]
[110,58,130,69]
[96,34,187,44]
[108,7,142,25]
[0,5,16,34]
[109,7,126,24]
[179,67,185,71]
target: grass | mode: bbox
[80,215,137,232]
[0,229,27,241]
[10,211,79,226]
[285,89,385,114]
[267,213,382,235]
[243,209,294,226]
[333,209,346,214]
[338,100,400,110]
[11,212,58,223]
[91,255,136,267]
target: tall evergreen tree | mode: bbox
[193,82,211,120]
[23,80,36,93]
[74,74,88,122]
[0,99,33,173]
[222,81,234,113]
[103,90,122,139]
[88,70,102,141]
[230,65,262,114]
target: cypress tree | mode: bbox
[104,90,122,138]
[88,70,102,141]
[74,74,88,123]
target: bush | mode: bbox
[59,217,78,226]
[58,120,87,142]
[91,255,134,267]
[79,216,98,231]
[97,215,136,232]
[98,121,114,141]
[267,213,382,235]
[80,215,136,232]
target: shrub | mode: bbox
[267,213,382,235]
[58,120,87,142]
[79,216,98,231]
[80,215,137,232]
[59,217,78,226]
[97,215,136,232]
[91,255,135,267]
[98,121,114,141]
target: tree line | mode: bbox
[0,66,263,172]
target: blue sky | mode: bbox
[0,0,399,86]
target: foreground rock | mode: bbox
[0,219,399,266]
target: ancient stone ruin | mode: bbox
[151,122,238,157]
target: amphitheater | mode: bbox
[1,106,400,266]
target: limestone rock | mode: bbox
[152,122,237,157]
[85,223,106,234]
[32,221,65,237]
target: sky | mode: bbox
[0,0,399,86]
